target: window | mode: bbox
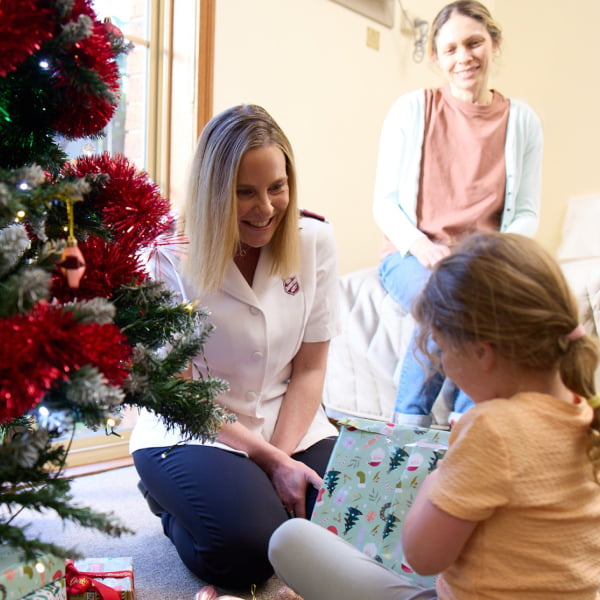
[61,0,214,208]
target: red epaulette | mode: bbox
[300,208,326,222]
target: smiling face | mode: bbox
[433,11,498,104]
[235,144,289,250]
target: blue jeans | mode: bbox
[379,252,474,424]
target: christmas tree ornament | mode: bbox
[103,17,123,41]
[271,586,304,600]
[195,586,218,600]
[58,197,86,289]
[59,241,86,289]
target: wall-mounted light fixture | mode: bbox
[330,0,395,28]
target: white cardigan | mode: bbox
[372,88,544,256]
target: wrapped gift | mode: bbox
[0,546,64,600]
[66,558,134,600]
[310,417,449,587]
[22,578,67,599]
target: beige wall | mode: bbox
[213,0,600,274]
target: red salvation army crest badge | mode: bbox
[283,276,299,295]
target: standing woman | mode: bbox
[129,104,340,590]
[373,0,543,427]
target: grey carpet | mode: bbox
[13,465,282,600]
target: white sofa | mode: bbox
[323,195,600,424]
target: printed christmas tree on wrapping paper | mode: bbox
[344,506,362,535]
[382,511,400,539]
[388,446,410,472]
[428,449,446,472]
[323,469,341,497]
[0,0,233,560]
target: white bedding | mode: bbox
[322,266,415,423]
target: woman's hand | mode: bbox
[409,237,450,268]
[266,453,323,519]
[217,421,322,519]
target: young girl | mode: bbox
[269,232,600,600]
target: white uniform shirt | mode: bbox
[129,216,340,455]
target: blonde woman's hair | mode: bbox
[429,0,502,57]
[181,104,299,292]
[413,232,600,481]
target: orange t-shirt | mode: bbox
[417,87,510,246]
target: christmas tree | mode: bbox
[0,0,233,560]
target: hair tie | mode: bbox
[565,324,586,341]
[589,394,600,410]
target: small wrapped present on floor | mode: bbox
[66,557,134,600]
[22,578,67,599]
[310,417,449,587]
[0,546,65,600]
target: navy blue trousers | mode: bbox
[132,437,336,589]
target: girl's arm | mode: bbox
[401,469,479,575]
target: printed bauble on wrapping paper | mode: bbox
[0,547,65,600]
[310,417,449,587]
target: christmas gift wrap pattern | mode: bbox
[22,578,67,599]
[311,417,449,587]
[66,557,134,600]
[0,546,65,600]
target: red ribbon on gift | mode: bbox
[65,560,133,600]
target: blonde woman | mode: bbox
[130,104,340,590]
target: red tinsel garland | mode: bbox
[50,0,121,138]
[0,0,55,77]
[62,153,172,249]
[0,302,132,424]
[52,235,148,302]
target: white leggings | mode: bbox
[268,519,437,600]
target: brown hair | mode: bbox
[429,0,502,57]
[413,232,600,480]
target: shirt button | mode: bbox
[246,391,257,401]
[249,306,259,315]
[252,351,263,361]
